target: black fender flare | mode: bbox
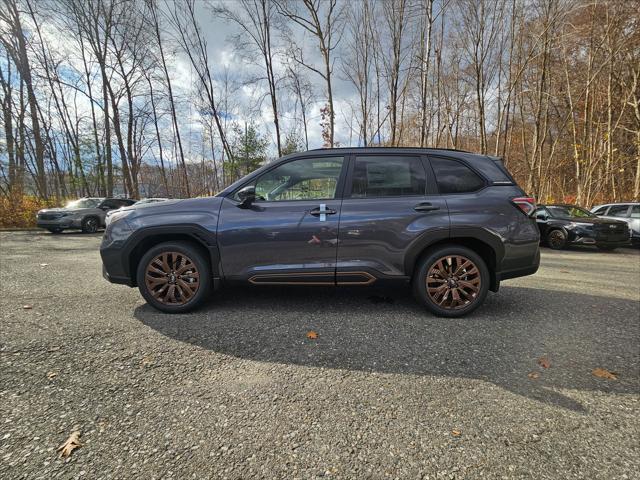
[403,226,505,278]
[123,224,221,282]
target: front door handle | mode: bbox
[309,205,337,217]
[414,202,440,212]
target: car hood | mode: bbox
[38,207,96,214]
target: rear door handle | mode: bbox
[414,202,440,212]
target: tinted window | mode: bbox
[431,158,485,194]
[631,205,640,218]
[547,206,595,218]
[253,157,344,201]
[593,206,609,215]
[100,199,121,209]
[607,205,630,217]
[351,156,425,198]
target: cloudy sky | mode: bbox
[174,1,363,155]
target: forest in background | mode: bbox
[0,0,639,226]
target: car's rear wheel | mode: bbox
[413,245,490,318]
[546,229,567,250]
[136,242,211,313]
[81,216,99,234]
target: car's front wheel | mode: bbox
[546,229,567,250]
[136,242,211,313]
[413,245,490,317]
[81,216,100,233]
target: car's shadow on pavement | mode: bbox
[135,285,639,413]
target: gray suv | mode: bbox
[37,197,136,234]
[101,148,540,317]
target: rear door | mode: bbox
[336,154,449,281]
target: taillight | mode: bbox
[512,196,536,216]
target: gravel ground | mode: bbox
[1,231,639,479]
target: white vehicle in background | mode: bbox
[105,198,171,226]
[135,198,170,205]
[590,203,640,245]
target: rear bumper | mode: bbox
[498,247,540,282]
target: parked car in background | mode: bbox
[590,203,640,245]
[105,198,170,226]
[101,147,540,317]
[135,198,170,205]
[534,204,630,250]
[37,197,136,234]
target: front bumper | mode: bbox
[570,234,630,247]
[37,218,76,229]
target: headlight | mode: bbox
[568,222,593,229]
[105,209,133,227]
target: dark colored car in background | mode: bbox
[37,197,136,233]
[100,148,540,317]
[534,204,630,250]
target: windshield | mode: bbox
[65,199,102,209]
[547,205,595,219]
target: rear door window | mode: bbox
[350,156,426,198]
[631,205,640,218]
[430,158,485,194]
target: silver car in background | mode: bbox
[591,203,640,245]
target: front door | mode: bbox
[217,156,346,284]
[336,154,449,282]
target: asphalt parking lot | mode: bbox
[1,231,638,479]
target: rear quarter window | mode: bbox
[430,158,485,194]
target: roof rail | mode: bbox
[308,146,472,154]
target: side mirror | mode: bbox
[237,185,256,208]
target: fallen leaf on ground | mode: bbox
[47,372,58,380]
[22,305,33,310]
[592,368,617,380]
[527,372,540,380]
[40,263,49,267]
[452,429,461,437]
[537,357,550,369]
[141,355,153,367]
[306,331,318,340]
[57,431,82,458]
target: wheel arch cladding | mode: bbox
[127,226,220,287]
[405,232,501,292]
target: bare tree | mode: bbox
[276,0,344,147]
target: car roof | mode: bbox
[593,202,638,207]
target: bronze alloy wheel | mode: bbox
[426,255,481,310]
[144,251,200,305]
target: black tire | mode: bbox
[546,229,567,250]
[136,241,212,313]
[412,245,490,318]
[597,245,616,252]
[47,228,63,234]
[81,216,100,234]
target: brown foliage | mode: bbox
[0,195,54,228]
